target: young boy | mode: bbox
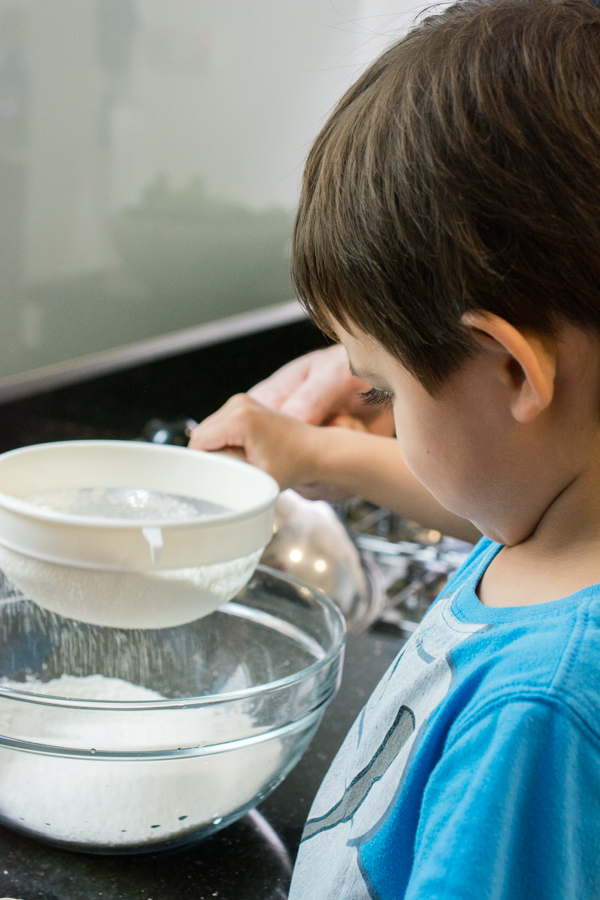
[190,0,600,896]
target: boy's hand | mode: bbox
[189,394,480,543]
[248,344,394,435]
[188,394,322,490]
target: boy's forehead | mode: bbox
[331,320,399,382]
[331,319,373,361]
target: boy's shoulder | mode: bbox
[439,537,600,745]
[289,538,600,900]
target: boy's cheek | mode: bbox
[393,411,479,516]
[393,414,443,488]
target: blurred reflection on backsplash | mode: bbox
[112,175,293,323]
[0,0,418,388]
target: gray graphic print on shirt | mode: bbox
[289,591,488,900]
[303,705,416,840]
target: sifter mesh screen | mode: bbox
[27,487,231,523]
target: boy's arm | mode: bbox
[188,395,479,543]
[384,700,600,900]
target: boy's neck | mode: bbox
[478,450,600,608]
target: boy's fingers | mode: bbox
[277,348,356,424]
[249,347,356,424]
[248,356,312,411]
[278,375,342,424]
[214,446,247,462]
[188,395,259,452]
[280,363,372,424]
[188,394,319,491]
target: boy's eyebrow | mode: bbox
[348,359,372,383]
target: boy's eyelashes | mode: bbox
[359,388,394,408]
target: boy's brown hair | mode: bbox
[291,0,600,390]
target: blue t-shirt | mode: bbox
[288,538,600,899]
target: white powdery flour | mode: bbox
[3,673,165,701]
[28,487,230,522]
[0,674,283,849]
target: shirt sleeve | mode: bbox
[369,699,600,900]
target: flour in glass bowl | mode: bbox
[1,673,165,701]
[0,673,284,849]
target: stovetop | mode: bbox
[341,498,472,636]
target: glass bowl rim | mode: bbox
[0,565,346,711]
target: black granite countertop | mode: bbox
[0,630,403,900]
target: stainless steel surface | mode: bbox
[259,491,472,637]
[261,490,386,633]
[343,499,473,635]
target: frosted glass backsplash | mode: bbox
[0,0,424,392]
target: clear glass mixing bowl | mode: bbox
[0,565,345,854]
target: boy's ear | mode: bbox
[461,311,556,423]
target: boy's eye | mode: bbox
[359,388,394,409]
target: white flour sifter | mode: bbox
[0,441,279,629]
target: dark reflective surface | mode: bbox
[0,809,291,900]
